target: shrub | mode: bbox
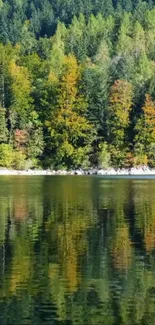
[24,158,40,169]
[13,151,26,170]
[133,143,148,167]
[133,154,148,167]
[0,144,14,168]
[147,143,155,167]
[98,142,111,169]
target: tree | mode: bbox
[66,14,87,61]
[132,21,145,57]
[108,80,133,166]
[81,40,111,152]
[0,108,8,143]
[116,13,133,56]
[46,55,94,168]
[49,21,66,75]
[9,60,33,130]
[134,94,155,166]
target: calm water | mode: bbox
[0,176,155,325]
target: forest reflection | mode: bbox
[0,176,155,325]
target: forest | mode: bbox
[1,0,155,169]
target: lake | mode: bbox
[0,176,155,325]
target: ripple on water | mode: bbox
[0,177,155,324]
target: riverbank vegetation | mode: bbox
[1,0,155,169]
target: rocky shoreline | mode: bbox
[0,166,155,176]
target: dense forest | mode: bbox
[1,0,155,169]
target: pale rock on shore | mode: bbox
[97,166,155,175]
[0,166,155,176]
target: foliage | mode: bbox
[98,142,111,169]
[134,94,155,167]
[13,150,26,170]
[1,3,155,168]
[46,55,94,168]
[107,80,133,166]
[0,108,8,142]
[0,144,14,168]
[9,61,33,128]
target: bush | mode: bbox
[98,142,111,169]
[24,158,40,169]
[147,143,155,167]
[133,143,148,167]
[0,144,14,168]
[0,145,40,170]
[109,145,133,168]
[13,151,26,170]
[72,146,91,169]
[133,154,148,167]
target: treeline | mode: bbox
[1,7,155,169]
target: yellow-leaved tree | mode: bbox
[46,54,95,169]
[108,79,133,167]
[134,94,155,167]
[9,61,33,126]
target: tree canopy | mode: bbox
[1,1,155,168]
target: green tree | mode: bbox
[0,108,8,143]
[108,79,133,166]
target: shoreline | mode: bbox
[0,167,155,176]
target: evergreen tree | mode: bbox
[0,108,8,143]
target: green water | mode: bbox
[0,176,155,325]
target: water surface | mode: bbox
[0,176,155,325]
